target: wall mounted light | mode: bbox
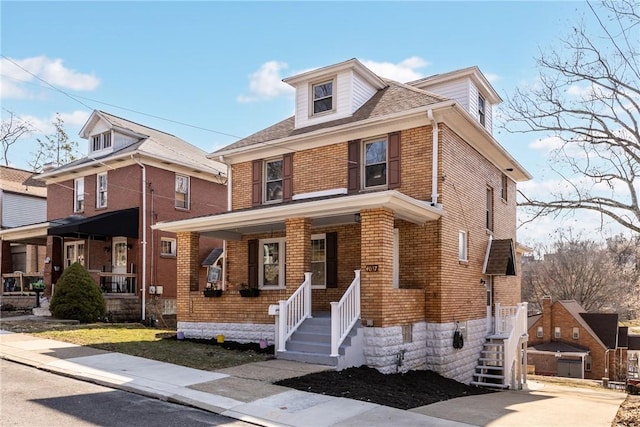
[480,279,486,286]
[354,213,361,223]
[127,244,133,250]
[104,247,111,253]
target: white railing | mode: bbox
[277,272,312,352]
[494,303,518,336]
[330,270,361,357]
[502,302,528,389]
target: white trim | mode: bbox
[160,237,177,256]
[458,230,468,261]
[96,172,108,208]
[175,174,190,209]
[310,78,336,117]
[292,188,347,201]
[74,177,85,212]
[362,136,388,189]
[0,222,50,241]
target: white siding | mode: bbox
[422,78,472,111]
[352,71,377,113]
[113,132,139,150]
[1,192,46,228]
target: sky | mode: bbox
[0,0,628,246]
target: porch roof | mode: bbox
[0,221,50,245]
[483,238,516,276]
[152,190,443,240]
[48,208,139,240]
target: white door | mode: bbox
[112,237,127,292]
[485,276,493,334]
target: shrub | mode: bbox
[50,262,106,323]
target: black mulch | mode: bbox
[275,366,496,410]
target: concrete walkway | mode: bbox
[0,326,626,427]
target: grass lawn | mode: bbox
[0,320,271,371]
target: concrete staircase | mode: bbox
[471,339,509,389]
[276,314,364,369]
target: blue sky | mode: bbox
[1,1,620,244]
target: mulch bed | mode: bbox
[275,366,496,410]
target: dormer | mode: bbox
[283,59,387,130]
[409,67,501,134]
[79,110,145,156]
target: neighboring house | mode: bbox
[527,296,629,381]
[154,59,532,388]
[629,334,640,379]
[0,111,227,322]
[0,166,47,308]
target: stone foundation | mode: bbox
[178,321,274,344]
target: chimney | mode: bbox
[542,296,552,342]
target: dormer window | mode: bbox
[478,95,486,126]
[91,131,112,152]
[311,79,334,115]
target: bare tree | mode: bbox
[0,110,33,167]
[503,0,640,233]
[29,113,80,171]
[523,232,639,319]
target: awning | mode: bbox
[48,208,139,240]
[201,247,224,266]
[483,238,516,276]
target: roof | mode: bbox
[48,208,139,240]
[529,341,590,354]
[629,335,640,351]
[214,80,447,154]
[0,166,47,197]
[528,314,542,330]
[39,111,227,180]
[484,239,516,275]
[580,312,620,349]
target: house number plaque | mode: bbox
[364,265,379,272]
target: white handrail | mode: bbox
[502,302,528,388]
[330,270,361,357]
[277,272,312,352]
[494,302,518,335]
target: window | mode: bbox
[364,137,387,188]
[91,131,112,152]
[74,178,84,212]
[312,80,334,115]
[264,159,283,202]
[537,326,543,338]
[486,186,493,231]
[501,174,508,201]
[259,238,285,288]
[554,327,561,339]
[175,175,190,209]
[96,173,108,208]
[311,234,326,288]
[64,241,85,267]
[160,238,176,256]
[458,230,468,261]
[585,355,592,372]
[573,327,580,339]
[478,95,486,126]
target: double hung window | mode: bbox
[364,138,387,188]
[486,186,494,231]
[160,238,176,256]
[265,159,283,202]
[175,175,190,209]
[260,238,285,288]
[97,173,108,208]
[458,231,468,261]
[312,80,334,115]
[478,95,486,126]
[311,234,326,288]
[64,241,85,267]
[74,178,85,212]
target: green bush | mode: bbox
[50,262,106,323]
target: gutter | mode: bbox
[132,155,147,321]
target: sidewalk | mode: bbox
[0,327,626,427]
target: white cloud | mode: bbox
[19,110,89,135]
[0,56,100,99]
[237,61,294,103]
[361,57,430,82]
[528,136,564,153]
[484,73,500,83]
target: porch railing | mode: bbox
[494,303,518,336]
[277,272,312,352]
[98,272,137,294]
[330,269,361,357]
[502,302,528,389]
[2,272,43,294]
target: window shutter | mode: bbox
[248,239,258,288]
[326,232,338,288]
[388,132,401,189]
[347,140,360,193]
[252,160,262,206]
[283,153,293,201]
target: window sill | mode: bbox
[175,207,191,212]
[160,254,177,259]
[486,229,494,236]
[458,260,469,266]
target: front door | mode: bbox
[485,276,493,334]
[112,237,127,292]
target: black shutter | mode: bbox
[388,132,401,189]
[326,232,338,288]
[248,239,259,288]
[347,140,360,193]
[252,160,262,206]
[283,153,293,201]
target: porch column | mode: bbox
[285,217,311,291]
[176,232,200,316]
[360,208,394,327]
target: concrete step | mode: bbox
[473,372,505,380]
[470,381,509,389]
[276,350,338,366]
[292,331,332,344]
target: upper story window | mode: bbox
[501,173,508,201]
[486,186,494,231]
[175,174,190,209]
[91,131,112,152]
[311,80,334,115]
[364,137,388,188]
[265,159,283,202]
[537,326,543,338]
[478,95,486,126]
[572,327,580,339]
[554,326,561,339]
[96,172,108,208]
[74,177,84,212]
[458,230,468,261]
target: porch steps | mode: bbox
[471,340,509,389]
[276,315,360,367]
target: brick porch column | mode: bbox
[177,231,199,317]
[285,217,311,291]
[360,207,394,327]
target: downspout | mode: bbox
[219,155,232,290]
[427,109,439,207]
[132,155,147,321]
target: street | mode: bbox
[0,359,252,427]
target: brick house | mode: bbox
[527,296,629,381]
[1,111,227,322]
[155,59,531,388]
[0,166,47,309]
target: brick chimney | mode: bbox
[542,296,552,342]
